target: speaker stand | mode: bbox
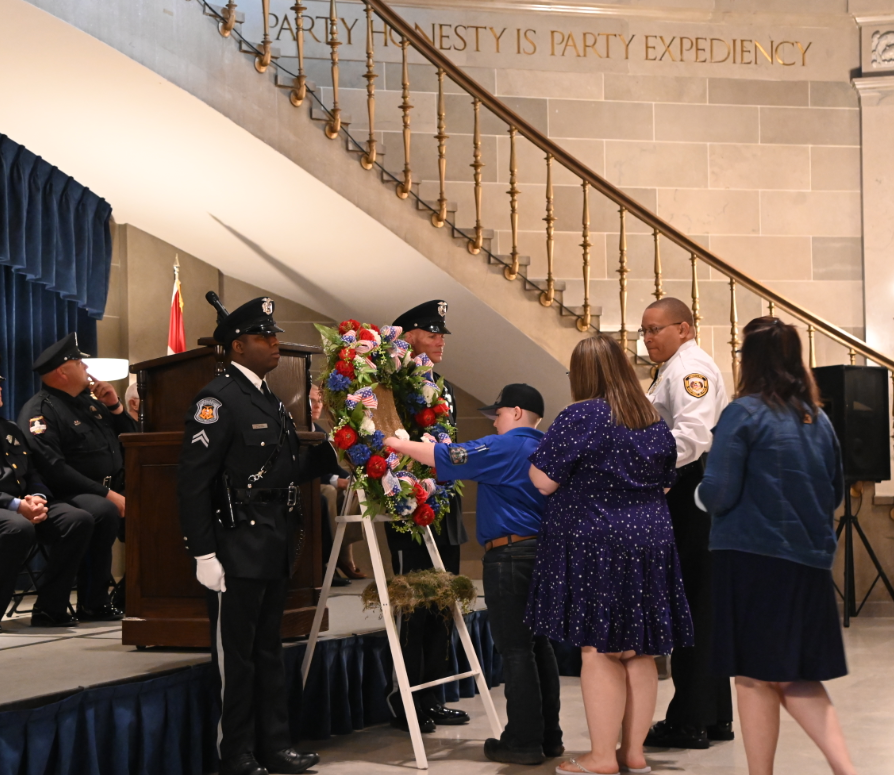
[835,483,894,627]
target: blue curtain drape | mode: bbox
[0,134,112,417]
[0,611,504,775]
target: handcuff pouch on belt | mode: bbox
[215,402,298,529]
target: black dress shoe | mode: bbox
[257,747,319,774]
[31,608,78,628]
[707,721,735,741]
[483,738,545,765]
[219,753,268,775]
[543,742,565,758]
[422,703,470,725]
[330,575,351,587]
[76,604,124,622]
[390,711,436,734]
[644,720,709,749]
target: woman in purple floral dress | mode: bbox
[527,334,693,775]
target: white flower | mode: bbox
[394,429,410,440]
[421,433,437,444]
[360,415,376,435]
[421,383,437,403]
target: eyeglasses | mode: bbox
[638,322,683,339]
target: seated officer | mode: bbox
[17,334,137,621]
[0,372,95,628]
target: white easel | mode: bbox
[300,489,502,769]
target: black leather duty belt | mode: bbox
[232,486,298,506]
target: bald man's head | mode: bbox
[645,297,694,327]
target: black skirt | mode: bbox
[712,549,848,682]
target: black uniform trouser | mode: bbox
[665,462,733,729]
[386,527,461,712]
[0,503,96,616]
[66,494,120,611]
[207,577,291,761]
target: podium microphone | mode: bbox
[205,291,229,321]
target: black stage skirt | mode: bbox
[712,549,848,682]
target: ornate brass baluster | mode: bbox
[360,3,377,168]
[504,127,520,280]
[730,278,740,386]
[807,324,817,368]
[255,0,273,72]
[324,0,342,138]
[768,300,776,317]
[690,253,702,346]
[219,0,238,37]
[577,180,592,332]
[849,348,857,365]
[653,228,664,301]
[468,98,484,253]
[540,154,556,306]
[396,36,413,198]
[617,206,629,350]
[288,0,307,106]
[431,68,448,225]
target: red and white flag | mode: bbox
[167,261,186,355]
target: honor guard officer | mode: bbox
[178,294,331,775]
[17,333,136,621]
[385,299,470,733]
[639,297,734,750]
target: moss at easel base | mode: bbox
[361,569,477,616]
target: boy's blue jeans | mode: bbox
[482,539,563,753]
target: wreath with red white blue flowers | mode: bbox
[315,320,461,541]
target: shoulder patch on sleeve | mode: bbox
[683,373,709,398]
[448,445,468,465]
[195,397,222,424]
[29,416,47,435]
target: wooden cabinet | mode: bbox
[120,341,328,648]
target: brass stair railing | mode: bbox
[197,0,894,393]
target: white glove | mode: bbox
[195,553,226,592]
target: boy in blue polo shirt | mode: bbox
[385,383,562,766]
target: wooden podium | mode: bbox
[120,338,328,648]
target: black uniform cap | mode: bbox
[392,300,451,335]
[211,296,284,347]
[478,383,545,419]
[33,333,91,375]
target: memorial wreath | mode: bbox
[315,319,462,542]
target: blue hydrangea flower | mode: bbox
[434,424,450,437]
[327,372,352,392]
[347,444,372,465]
[406,393,427,408]
[369,430,386,449]
[395,495,417,516]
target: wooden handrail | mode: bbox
[366,0,892,371]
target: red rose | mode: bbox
[334,426,358,450]
[338,319,361,335]
[335,361,355,379]
[432,401,450,416]
[412,482,428,502]
[358,329,377,342]
[415,408,437,428]
[413,504,435,527]
[339,347,356,361]
[369,324,380,333]
[367,455,388,479]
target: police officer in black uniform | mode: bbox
[0,371,97,628]
[386,300,470,733]
[178,295,329,775]
[17,333,136,621]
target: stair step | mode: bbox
[309,105,353,127]
[417,199,456,213]
[451,226,495,241]
[491,254,531,267]
[204,4,245,25]
[238,40,283,60]
[559,305,603,319]
[274,73,318,93]
[346,139,386,157]
[524,278,567,294]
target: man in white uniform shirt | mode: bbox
[640,297,734,750]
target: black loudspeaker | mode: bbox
[813,365,891,483]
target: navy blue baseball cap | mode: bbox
[478,383,544,419]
